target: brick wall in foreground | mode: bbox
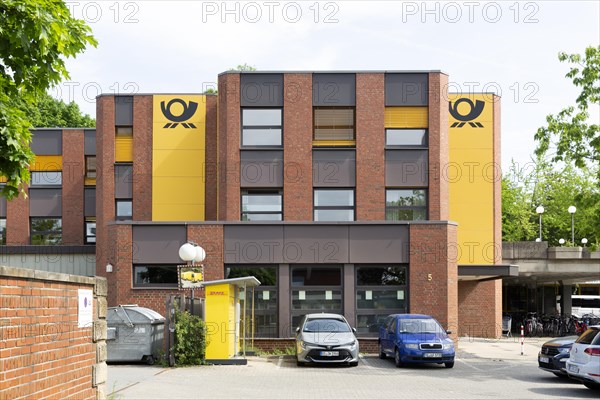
[0,267,108,400]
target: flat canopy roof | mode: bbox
[200,276,261,288]
[458,264,519,282]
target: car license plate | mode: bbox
[568,364,579,373]
[539,356,549,363]
[320,351,339,357]
[424,353,442,358]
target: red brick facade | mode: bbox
[205,95,219,221]
[458,280,502,338]
[356,73,385,221]
[6,191,29,245]
[133,96,153,221]
[95,96,116,283]
[62,129,85,245]
[409,222,458,337]
[0,269,105,400]
[428,72,449,221]
[283,74,313,221]
[218,74,241,221]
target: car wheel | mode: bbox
[296,360,305,367]
[394,348,403,368]
[444,362,454,369]
[379,344,386,359]
[583,382,600,390]
[349,361,358,367]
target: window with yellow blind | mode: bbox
[313,107,355,145]
[115,126,133,162]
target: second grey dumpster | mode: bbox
[106,305,165,365]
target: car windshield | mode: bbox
[303,318,350,333]
[398,318,443,334]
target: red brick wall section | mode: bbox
[283,74,313,221]
[6,191,29,245]
[356,73,385,221]
[458,280,503,338]
[133,96,153,221]
[187,225,224,283]
[62,129,85,245]
[205,96,219,221]
[218,74,241,221]
[0,268,106,400]
[428,72,449,221]
[96,96,116,281]
[409,222,458,339]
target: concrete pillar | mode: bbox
[561,284,572,315]
[278,264,290,337]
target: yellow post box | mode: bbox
[201,276,260,365]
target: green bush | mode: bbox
[174,309,207,366]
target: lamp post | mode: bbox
[568,206,576,245]
[536,206,545,241]
[582,238,588,247]
[178,242,206,299]
[559,238,565,246]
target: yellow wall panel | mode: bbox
[115,136,133,162]
[385,107,429,128]
[30,156,62,171]
[448,94,495,265]
[152,95,206,221]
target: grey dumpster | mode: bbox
[106,305,165,365]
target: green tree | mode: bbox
[9,92,95,127]
[229,63,257,72]
[502,158,600,249]
[0,0,97,199]
[535,46,600,179]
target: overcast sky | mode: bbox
[59,0,600,170]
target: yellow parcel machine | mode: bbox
[201,276,261,365]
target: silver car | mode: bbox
[295,313,359,366]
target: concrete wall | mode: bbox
[0,252,95,276]
[0,266,107,400]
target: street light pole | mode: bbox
[535,206,544,241]
[568,206,576,245]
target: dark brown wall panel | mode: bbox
[132,225,186,264]
[385,150,429,187]
[240,151,283,187]
[241,73,284,107]
[31,130,62,155]
[312,150,356,187]
[385,73,429,106]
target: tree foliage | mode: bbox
[502,159,600,249]
[0,0,97,199]
[535,46,600,179]
[9,92,95,128]
[229,63,257,72]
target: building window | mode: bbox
[226,266,278,338]
[241,191,282,221]
[0,218,5,245]
[85,220,96,244]
[30,172,62,186]
[116,126,133,136]
[116,200,133,220]
[133,265,178,287]
[291,265,343,332]
[241,108,282,146]
[313,107,355,142]
[85,156,97,179]
[313,189,354,221]
[356,265,408,336]
[30,218,62,245]
[385,129,428,147]
[385,189,427,221]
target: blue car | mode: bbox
[378,314,455,368]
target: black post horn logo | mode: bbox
[449,98,485,128]
[161,99,198,128]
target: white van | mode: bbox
[556,295,600,317]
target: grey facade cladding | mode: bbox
[84,129,96,155]
[132,225,186,264]
[0,195,6,217]
[115,96,134,125]
[240,73,284,107]
[30,130,62,155]
[313,73,356,106]
[223,224,409,264]
[313,150,356,187]
[385,149,429,187]
[114,165,133,199]
[240,150,284,187]
[29,188,62,217]
[84,187,96,217]
[385,73,429,106]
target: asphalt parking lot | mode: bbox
[108,338,599,399]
